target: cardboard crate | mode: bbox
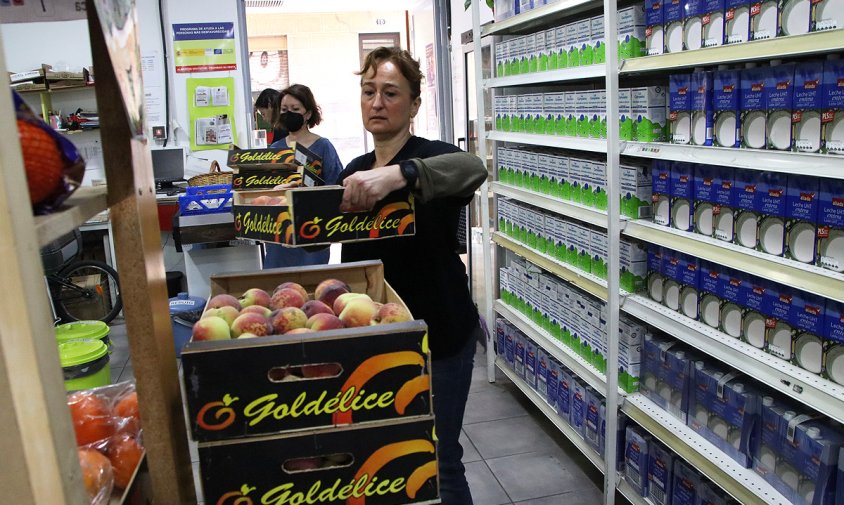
[181,261,432,441]
[197,416,439,505]
[227,147,298,170]
[232,187,415,247]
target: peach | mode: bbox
[301,300,334,318]
[238,333,259,339]
[269,307,308,334]
[251,195,271,205]
[332,292,371,316]
[285,328,315,335]
[268,196,286,206]
[306,313,344,331]
[338,297,378,328]
[231,312,272,338]
[240,305,272,318]
[238,288,271,308]
[314,278,350,308]
[270,287,306,310]
[192,316,231,341]
[274,281,308,302]
[202,306,239,327]
[371,302,412,325]
[207,293,241,312]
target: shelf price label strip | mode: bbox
[492,182,611,228]
[622,394,790,505]
[485,65,606,89]
[622,295,844,424]
[623,220,844,303]
[488,131,608,154]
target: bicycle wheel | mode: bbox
[54,260,122,324]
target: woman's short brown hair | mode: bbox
[356,47,423,100]
[280,84,322,127]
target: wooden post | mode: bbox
[86,1,195,503]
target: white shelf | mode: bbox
[620,142,844,179]
[496,358,607,472]
[486,65,604,88]
[495,300,619,399]
[489,131,607,153]
[616,479,652,505]
[35,185,109,248]
[623,220,844,303]
[622,394,789,505]
[494,232,609,300]
[621,30,844,74]
[493,182,610,228]
[481,0,601,36]
[622,295,844,424]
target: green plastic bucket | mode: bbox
[58,340,110,391]
[55,320,111,348]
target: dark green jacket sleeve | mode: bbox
[409,151,488,203]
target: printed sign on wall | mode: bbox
[173,22,236,73]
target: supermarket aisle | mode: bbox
[107,322,608,505]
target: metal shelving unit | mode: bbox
[621,295,844,424]
[493,182,610,228]
[623,220,844,303]
[34,185,108,248]
[622,394,789,505]
[481,0,601,36]
[496,359,607,473]
[620,142,844,179]
[486,65,605,87]
[616,479,651,505]
[488,131,607,153]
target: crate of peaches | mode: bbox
[66,381,144,505]
[180,260,432,442]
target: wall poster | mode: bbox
[187,77,237,151]
[173,22,236,73]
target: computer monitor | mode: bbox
[151,147,185,185]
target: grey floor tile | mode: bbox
[110,365,124,383]
[465,461,511,505]
[119,363,134,382]
[464,415,557,460]
[470,363,514,395]
[461,429,482,463]
[514,486,604,505]
[486,451,587,502]
[464,388,531,425]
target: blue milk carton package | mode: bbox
[740,66,769,149]
[570,379,587,436]
[825,300,844,387]
[625,425,650,496]
[777,0,812,37]
[584,387,604,453]
[684,0,706,50]
[670,73,694,144]
[678,253,701,320]
[754,395,796,483]
[740,277,769,348]
[756,171,789,256]
[821,59,844,155]
[514,331,526,377]
[750,0,779,40]
[733,168,761,250]
[818,177,844,272]
[670,161,695,232]
[662,248,684,312]
[664,0,686,53]
[766,63,796,151]
[694,164,720,237]
[535,346,548,399]
[646,0,665,55]
[699,260,725,329]
[785,175,819,264]
[648,442,675,505]
[647,244,666,303]
[812,0,842,31]
[652,160,672,226]
[764,280,797,361]
[691,71,715,146]
[713,166,736,242]
[546,358,560,411]
[643,336,696,422]
[725,0,751,43]
[557,365,573,420]
[672,458,702,505]
[779,418,844,505]
[792,61,825,153]
[713,69,742,148]
[702,0,726,47]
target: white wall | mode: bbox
[449,1,493,145]
[409,3,437,141]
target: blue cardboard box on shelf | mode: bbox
[792,62,825,153]
[670,74,693,144]
[178,184,233,216]
[648,441,675,505]
[652,160,672,226]
[818,177,844,272]
[625,425,650,496]
[645,0,665,55]
[642,335,696,423]
[557,365,573,420]
[785,175,819,264]
[584,387,605,454]
[757,171,789,256]
[701,0,726,47]
[724,0,750,44]
[740,67,768,149]
[546,358,560,411]
[790,289,825,335]
[765,63,796,151]
[672,458,702,505]
[663,0,685,53]
[570,379,587,436]
[683,0,705,51]
[713,69,742,147]
[822,59,844,155]
[670,162,695,232]
[713,166,737,242]
[690,71,714,145]
[777,419,844,505]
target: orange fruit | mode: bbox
[16,119,65,205]
[107,434,143,490]
[67,391,115,446]
[113,392,140,435]
[78,447,113,500]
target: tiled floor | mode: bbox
[108,321,608,505]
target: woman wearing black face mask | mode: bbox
[264,84,344,268]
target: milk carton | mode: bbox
[734,169,761,248]
[698,260,724,328]
[757,171,789,256]
[591,227,608,279]
[495,95,507,132]
[625,425,650,495]
[702,0,726,47]
[684,0,706,51]
[672,459,702,505]
[553,26,567,69]
[713,166,736,242]
[593,159,608,210]
[647,244,666,303]
[618,5,647,59]
[750,0,779,40]
[792,62,825,153]
[620,238,649,293]
[572,222,592,273]
[694,164,719,237]
[653,160,672,226]
[766,64,796,151]
[495,41,506,77]
[570,379,587,435]
[546,358,560,410]
[818,178,844,272]
[713,69,742,147]
[670,74,693,144]
[590,16,606,65]
[822,59,844,155]
[565,91,578,137]
[632,86,668,142]
[691,71,715,146]
[664,0,686,53]
[515,94,528,133]
[725,0,751,43]
[557,365,573,420]
[824,300,844,386]
[646,0,666,55]
[576,91,591,138]
[589,90,607,139]
[566,23,580,68]
[812,0,842,31]
[648,442,675,505]
[740,66,768,149]
[524,337,538,389]
[620,88,634,141]
[670,162,695,232]
[620,163,653,220]
[778,0,812,36]
[764,280,796,361]
[662,249,684,311]
[785,175,819,264]
[536,30,548,72]
[575,19,592,66]
[678,253,701,320]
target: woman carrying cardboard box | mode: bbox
[338,46,487,505]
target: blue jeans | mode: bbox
[431,325,479,505]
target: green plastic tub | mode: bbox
[55,320,111,348]
[58,340,110,391]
